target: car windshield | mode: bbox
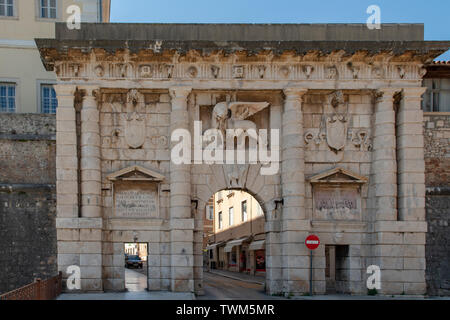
[129,255,140,260]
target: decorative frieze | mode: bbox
[54,60,426,81]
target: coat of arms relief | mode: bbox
[304,90,372,153]
[104,89,169,150]
[124,89,146,149]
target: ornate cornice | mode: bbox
[37,39,449,72]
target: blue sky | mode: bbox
[110,0,450,60]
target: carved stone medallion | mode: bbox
[139,65,153,78]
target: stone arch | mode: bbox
[191,163,282,295]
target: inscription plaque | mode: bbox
[313,187,360,221]
[114,184,159,218]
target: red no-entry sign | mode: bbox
[305,235,320,250]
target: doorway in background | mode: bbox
[124,243,148,291]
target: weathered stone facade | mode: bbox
[424,113,450,296]
[0,114,57,294]
[34,23,449,296]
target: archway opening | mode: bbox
[199,189,268,299]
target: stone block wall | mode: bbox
[424,114,450,187]
[0,114,57,294]
[424,113,450,296]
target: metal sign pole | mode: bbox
[305,234,319,296]
[310,249,313,296]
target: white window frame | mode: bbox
[0,0,18,19]
[206,205,214,221]
[0,78,20,114]
[241,200,247,222]
[423,78,450,112]
[218,212,223,229]
[0,81,17,113]
[37,81,58,114]
[229,207,234,226]
[36,0,61,21]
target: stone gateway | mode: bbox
[36,23,450,295]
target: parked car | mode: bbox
[125,254,143,269]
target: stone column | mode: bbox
[265,98,283,294]
[396,87,427,295]
[397,87,427,221]
[78,85,103,292]
[281,88,311,295]
[79,86,102,218]
[372,88,400,221]
[54,84,78,219]
[370,88,402,295]
[169,87,194,292]
[372,87,428,295]
[54,84,80,291]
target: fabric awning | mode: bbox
[206,242,224,250]
[224,238,249,253]
[249,240,265,251]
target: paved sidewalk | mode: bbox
[125,268,148,292]
[207,269,265,285]
[58,291,195,300]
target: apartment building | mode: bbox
[206,190,266,276]
[0,0,110,113]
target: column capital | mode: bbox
[399,87,427,111]
[78,85,101,98]
[401,87,427,99]
[169,86,192,99]
[283,87,308,99]
[374,88,401,103]
[79,86,102,111]
[53,84,77,97]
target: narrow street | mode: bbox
[198,271,285,300]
